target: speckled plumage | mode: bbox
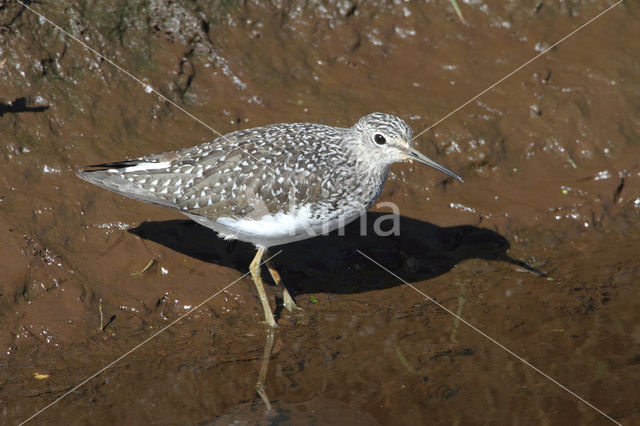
[78,112,462,327]
[79,113,461,247]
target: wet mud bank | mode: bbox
[1,1,639,424]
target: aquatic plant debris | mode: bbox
[449,0,466,24]
[131,259,156,276]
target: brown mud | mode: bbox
[1,1,639,424]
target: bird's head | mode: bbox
[349,112,463,182]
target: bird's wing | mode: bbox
[175,123,346,219]
[77,123,347,219]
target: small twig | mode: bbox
[98,298,104,332]
[533,1,544,15]
[449,0,466,24]
[131,259,155,275]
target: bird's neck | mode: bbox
[346,146,391,181]
[341,133,392,200]
[352,156,390,204]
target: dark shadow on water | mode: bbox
[128,213,542,296]
[0,97,50,117]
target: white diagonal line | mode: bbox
[14,0,626,423]
[412,0,623,142]
[19,250,283,425]
[357,249,621,426]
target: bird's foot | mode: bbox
[283,292,303,313]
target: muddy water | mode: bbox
[1,1,639,424]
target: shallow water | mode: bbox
[1,1,639,424]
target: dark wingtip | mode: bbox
[82,160,140,170]
[76,167,101,181]
[76,160,140,182]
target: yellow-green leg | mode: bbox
[265,255,300,312]
[250,247,277,328]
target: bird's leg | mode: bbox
[265,255,301,312]
[250,247,277,328]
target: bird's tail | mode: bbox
[77,160,177,208]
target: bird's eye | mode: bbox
[374,134,386,145]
